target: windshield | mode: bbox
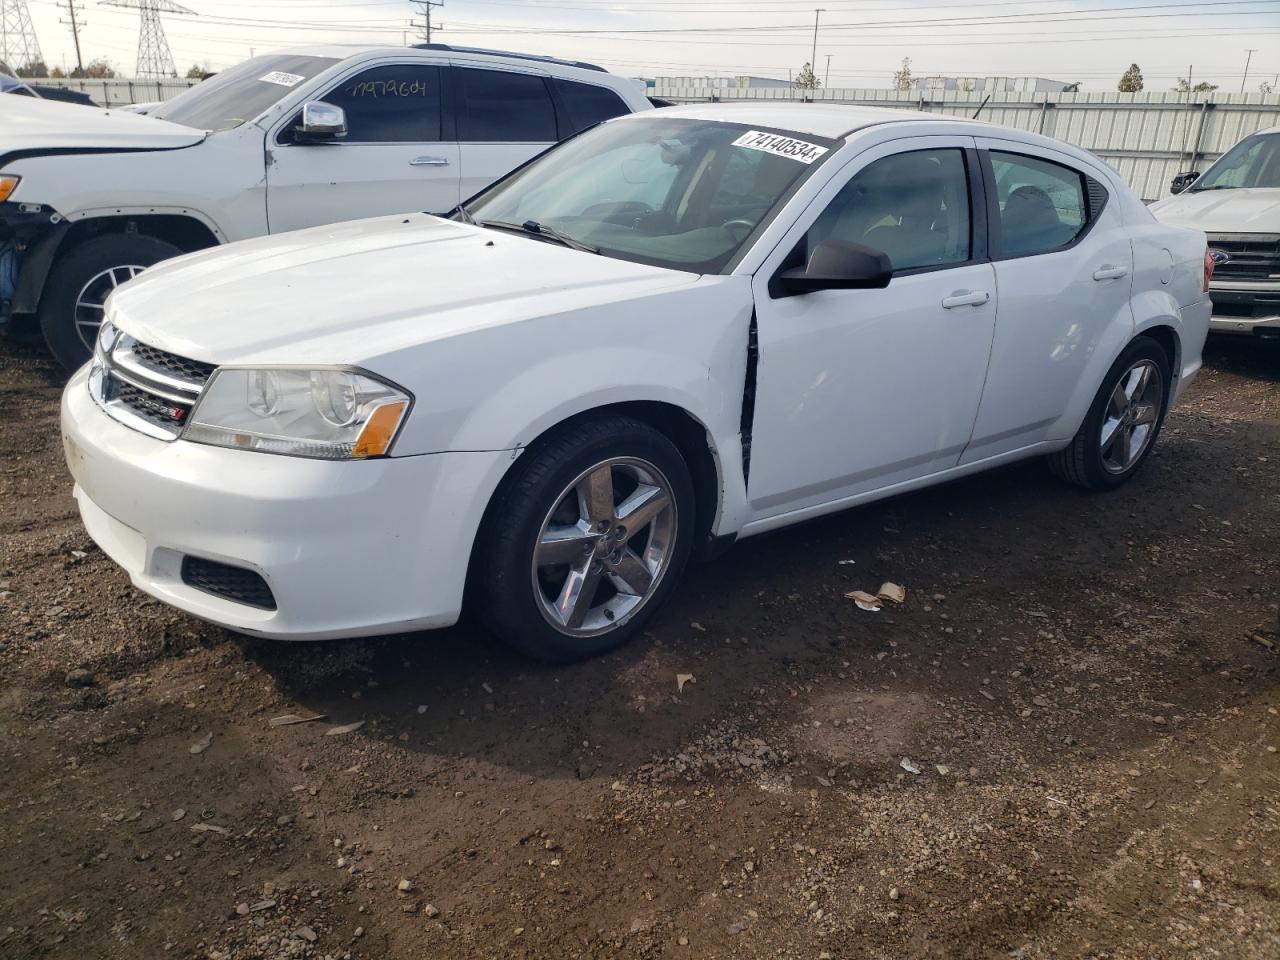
[1192,133,1280,191]
[466,116,836,273]
[150,54,337,132]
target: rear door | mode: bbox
[452,65,559,199]
[266,61,461,232]
[962,140,1134,462]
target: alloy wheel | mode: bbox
[531,457,678,638]
[1099,359,1164,475]
[73,264,145,352]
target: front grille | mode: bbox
[129,340,217,384]
[1207,233,1280,282]
[91,333,213,440]
[111,379,191,429]
[181,556,277,610]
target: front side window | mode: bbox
[1192,133,1280,191]
[805,148,971,272]
[456,68,557,142]
[150,54,338,132]
[552,78,630,135]
[990,151,1087,258]
[320,64,442,142]
[467,117,835,273]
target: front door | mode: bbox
[266,62,461,233]
[747,137,997,524]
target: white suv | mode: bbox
[0,44,650,368]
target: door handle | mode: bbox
[410,156,450,166]
[1092,265,1129,281]
[941,290,991,309]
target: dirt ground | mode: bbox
[0,329,1277,960]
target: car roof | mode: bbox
[269,44,614,77]
[633,101,960,140]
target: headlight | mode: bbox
[183,367,411,460]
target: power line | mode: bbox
[410,0,443,43]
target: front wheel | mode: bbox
[473,414,695,663]
[1048,336,1171,490]
[39,233,182,371]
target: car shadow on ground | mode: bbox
[238,410,1280,790]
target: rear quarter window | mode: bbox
[552,79,631,135]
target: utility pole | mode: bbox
[101,0,193,79]
[810,8,824,83]
[59,0,84,74]
[825,53,832,87]
[1241,48,1257,93]
[411,0,443,44]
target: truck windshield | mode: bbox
[150,54,337,132]
[465,116,836,274]
[1191,133,1280,191]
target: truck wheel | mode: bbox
[39,234,181,370]
[473,414,695,663]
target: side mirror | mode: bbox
[778,239,893,294]
[1170,170,1200,194]
[293,101,347,143]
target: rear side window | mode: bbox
[989,151,1087,258]
[322,64,442,142]
[552,78,630,134]
[456,68,557,142]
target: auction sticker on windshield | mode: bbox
[732,130,829,164]
[259,71,306,87]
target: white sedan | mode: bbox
[61,103,1212,661]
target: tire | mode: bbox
[473,414,695,663]
[1048,336,1172,491]
[39,233,182,371]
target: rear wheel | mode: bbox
[1048,336,1171,490]
[39,233,181,370]
[473,414,694,662]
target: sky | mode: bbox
[17,0,1280,91]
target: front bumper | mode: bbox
[1207,283,1280,337]
[61,366,511,640]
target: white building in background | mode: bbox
[648,75,793,91]
[916,76,1075,93]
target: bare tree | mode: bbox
[795,61,820,90]
[1118,63,1144,92]
[893,57,913,91]
[1174,77,1218,93]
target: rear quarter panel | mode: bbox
[1129,217,1209,399]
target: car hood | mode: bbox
[107,214,703,366]
[0,92,205,158]
[1149,187,1280,234]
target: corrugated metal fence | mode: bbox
[35,77,198,108]
[653,86,1280,200]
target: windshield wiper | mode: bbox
[479,218,598,254]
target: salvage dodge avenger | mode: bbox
[61,104,1212,662]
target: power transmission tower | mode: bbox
[58,0,84,74]
[101,0,193,79]
[1,0,45,72]
[411,0,443,44]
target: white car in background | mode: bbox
[1152,126,1280,340]
[61,104,1211,662]
[0,44,650,368]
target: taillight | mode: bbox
[1203,248,1215,292]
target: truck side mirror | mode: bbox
[293,101,347,143]
[1170,170,1200,194]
